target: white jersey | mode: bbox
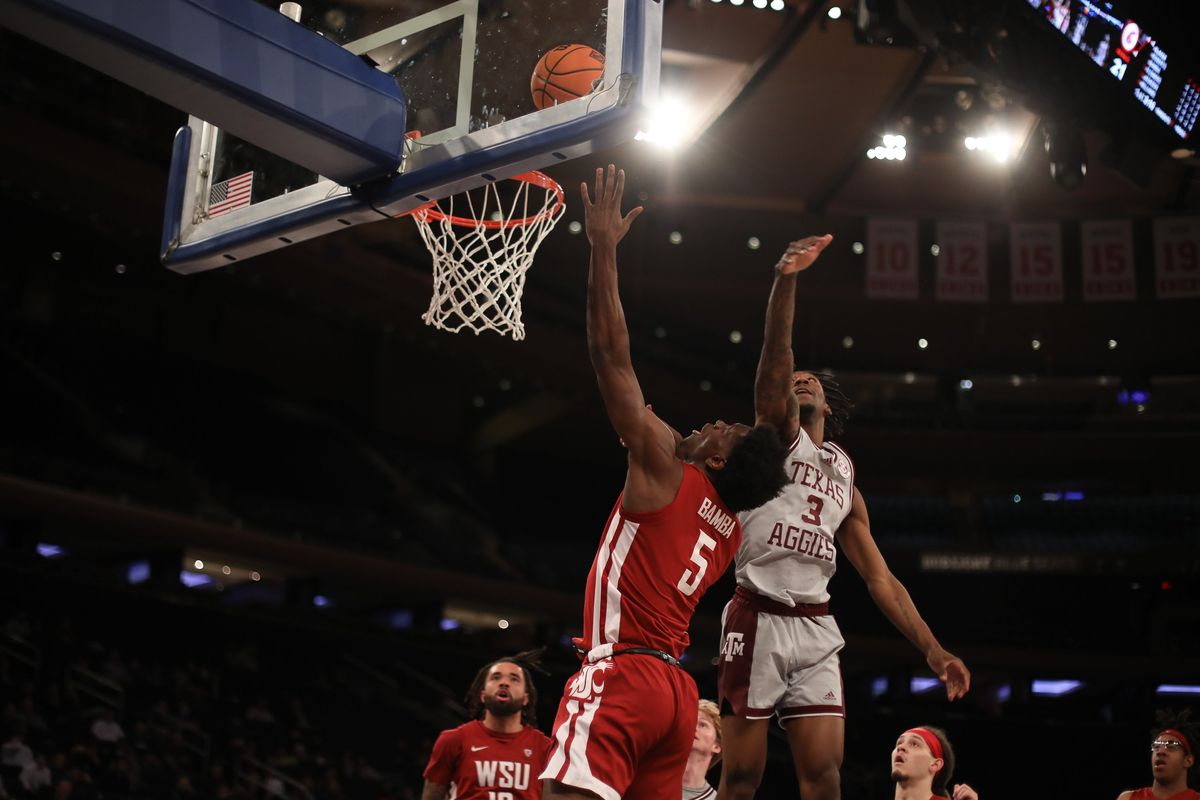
[735,426,855,605]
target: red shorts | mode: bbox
[541,653,698,800]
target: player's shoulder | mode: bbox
[437,720,478,743]
[823,439,855,481]
[525,725,553,747]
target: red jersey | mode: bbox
[423,720,550,800]
[1128,790,1200,800]
[581,463,743,659]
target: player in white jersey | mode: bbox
[715,235,972,800]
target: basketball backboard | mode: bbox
[161,0,661,273]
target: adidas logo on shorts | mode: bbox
[823,690,837,702]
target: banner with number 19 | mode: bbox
[1154,217,1200,299]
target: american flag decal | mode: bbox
[207,171,254,218]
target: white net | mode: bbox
[412,173,565,341]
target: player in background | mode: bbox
[423,650,551,800]
[683,699,723,800]
[1116,711,1199,800]
[890,726,977,800]
[716,236,971,800]
[541,165,789,800]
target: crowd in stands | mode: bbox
[0,605,438,800]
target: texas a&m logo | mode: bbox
[721,631,745,661]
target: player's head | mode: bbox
[891,726,955,797]
[679,422,789,513]
[465,648,544,728]
[1151,710,1197,786]
[793,370,852,439]
[694,699,723,769]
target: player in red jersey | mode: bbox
[1117,712,1199,800]
[423,651,552,800]
[541,165,789,800]
[890,726,977,800]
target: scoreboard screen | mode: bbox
[1025,0,1199,141]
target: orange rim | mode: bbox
[396,171,565,229]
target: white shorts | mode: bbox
[717,586,845,722]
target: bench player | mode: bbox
[1116,713,1199,800]
[890,726,978,800]
[423,651,551,800]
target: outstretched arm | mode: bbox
[838,489,971,701]
[582,165,678,510]
[754,236,832,440]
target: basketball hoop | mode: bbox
[400,171,565,341]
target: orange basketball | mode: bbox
[530,44,605,110]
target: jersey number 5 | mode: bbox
[677,531,718,596]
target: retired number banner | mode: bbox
[1010,222,1063,303]
[1081,220,1136,301]
[866,219,918,300]
[1154,217,1200,299]
[935,221,988,302]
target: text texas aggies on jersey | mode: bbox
[735,427,854,606]
[423,719,551,800]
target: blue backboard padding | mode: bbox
[160,126,191,262]
[5,0,406,184]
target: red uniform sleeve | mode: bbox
[423,728,461,786]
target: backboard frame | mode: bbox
[161,0,661,274]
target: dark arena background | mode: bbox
[2,1,1199,798]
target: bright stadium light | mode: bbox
[636,96,693,149]
[966,133,1015,163]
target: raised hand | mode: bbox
[775,234,833,275]
[951,783,979,800]
[928,648,971,701]
[581,165,643,248]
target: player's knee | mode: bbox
[721,763,763,798]
[797,763,840,800]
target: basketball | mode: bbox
[530,44,605,110]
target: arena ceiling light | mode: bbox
[964,133,1015,163]
[867,133,906,160]
[1157,684,1200,695]
[1031,679,1082,696]
[36,543,66,558]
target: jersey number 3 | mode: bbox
[677,531,717,596]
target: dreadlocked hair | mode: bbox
[707,423,789,513]
[464,647,547,728]
[806,370,853,440]
[923,726,956,798]
[1154,708,1199,779]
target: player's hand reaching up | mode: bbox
[951,783,979,800]
[581,164,643,249]
[927,648,971,701]
[775,234,833,274]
